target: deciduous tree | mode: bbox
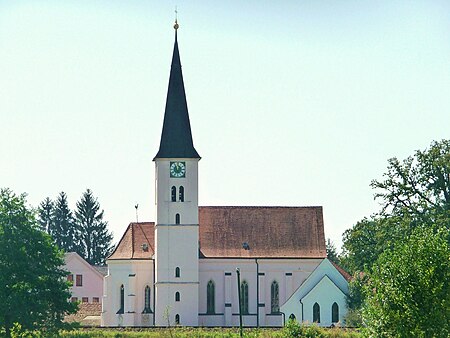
[371,139,450,225]
[0,188,77,337]
[363,225,449,337]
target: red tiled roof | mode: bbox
[331,261,352,282]
[108,222,155,260]
[108,206,326,260]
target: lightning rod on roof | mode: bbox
[135,203,139,223]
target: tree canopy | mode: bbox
[0,188,77,337]
[75,189,113,265]
[37,189,113,265]
[341,139,450,331]
[362,225,449,337]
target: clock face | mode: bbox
[170,161,186,178]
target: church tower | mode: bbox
[153,21,200,326]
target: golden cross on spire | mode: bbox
[174,7,179,30]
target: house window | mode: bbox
[76,274,83,286]
[240,280,249,314]
[175,314,180,325]
[143,285,151,313]
[175,267,180,278]
[175,291,180,302]
[207,280,215,314]
[171,186,176,202]
[117,284,124,314]
[313,302,320,323]
[67,274,73,282]
[71,297,78,303]
[289,313,296,321]
[332,302,339,323]
[271,281,279,313]
[175,213,180,224]
[93,297,99,303]
[82,297,88,303]
[179,186,184,202]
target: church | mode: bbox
[101,22,350,328]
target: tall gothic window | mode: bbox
[171,186,176,202]
[175,267,180,278]
[143,285,151,313]
[117,284,124,314]
[175,213,180,224]
[175,314,180,325]
[271,281,279,313]
[207,280,215,314]
[241,280,249,315]
[332,302,339,323]
[179,186,184,202]
[313,302,320,323]
[175,291,180,302]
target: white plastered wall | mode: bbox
[101,259,154,327]
[280,259,349,327]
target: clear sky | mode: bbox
[1,1,449,250]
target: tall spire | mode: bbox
[154,21,200,160]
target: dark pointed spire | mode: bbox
[154,21,200,160]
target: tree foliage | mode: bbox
[371,139,450,225]
[342,140,450,274]
[0,188,77,337]
[38,189,113,265]
[362,225,449,337]
[75,189,113,265]
[37,197,53,233]
[325,238,340,265]
[341,139,450,330]
[52,192,78,253]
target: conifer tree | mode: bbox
[52,192,77,252]
[37,197,54,233]
[75,189,113,265]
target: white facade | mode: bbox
[154,159,199,326]
[281,259,348,327]
[102,257,349,327]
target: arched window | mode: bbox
[175,314,180,325]
[171,186,176,202]
[240,280,249,314]
[175,213,180,224]
[289,313,296,321]
[332,302,339,323]
[143,285,151,313]
[175,267,180,278]
[117,284,124,314]
[271,281,279,313]
[207,280,215,314]
[175,291,180,302]
[179,186,184,202]
[313,302,320,323]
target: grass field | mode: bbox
[55,326,362,338]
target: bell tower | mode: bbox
[153,21,200,326]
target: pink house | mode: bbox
[64,252,105,304]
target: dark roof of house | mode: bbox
[154,30,200,160]
[109,206,326,260]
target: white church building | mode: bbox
[101,23,350,328]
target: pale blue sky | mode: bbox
[1,1,449,250]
